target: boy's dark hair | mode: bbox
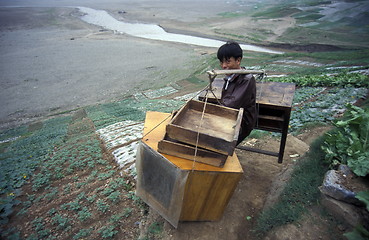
[217,41,243,61]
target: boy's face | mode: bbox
[220,57,241,70]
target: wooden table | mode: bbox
[199,79,295,163]
[136,111,243,228]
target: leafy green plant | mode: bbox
[73,228,93,239]
[98,225,118,239]
[52,213,70,230]
[16,207,28,216]
[97,170,115,181]
[63,184,72,194]
[322,104,369,176]
[31,172,52,191]
[289,87,366,133]
[269,73,369,88]
[344,225,369,240]
[148,222,164,236]
[78,207,92,222]
[48,208,57,216]
[87,194,96,203]
[123,207,133,218]
[109,214,122,223]
[61,201,81,212]
[344,191,369,240]
[97,200,109,213]
[356,191,369,212]
[107,191,121,203]
[32,217,51,238]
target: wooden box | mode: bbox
[158,134,227,167]
[137,112,243,227]
[166,99,243,156]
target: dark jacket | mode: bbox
[221,72,256,144]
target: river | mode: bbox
[78,7,283,54]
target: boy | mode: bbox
[217,41,256,145]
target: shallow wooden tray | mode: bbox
[166,99,243,155]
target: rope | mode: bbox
[141,113,173,139]
[191,93,209,171]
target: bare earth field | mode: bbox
[0,6,201,130]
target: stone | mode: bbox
[319,169,361,205]
[320,194,364,228]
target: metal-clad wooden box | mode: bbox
[137,111,243,227]
[166,99,243,156]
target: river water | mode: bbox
[78,7,283,54]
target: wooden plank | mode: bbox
[158,138,227,167]
[180,171,242,221]
[256,82,295,107]
[207,69,265,76]
[258,114,284,122]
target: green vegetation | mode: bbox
[86,98,184,129]
[280,49,369,67]
[252,4,301,18]
[0,113,143,239]
[98,225,118,239]
[247,1,369,46]
[344,191,369,240]
[0,117,71,225]
[217,12,246,18]
[255,91,369,238]
[139,221,164,240]
[321,104,369,176]
[255,137,329,235]
[356,191,369,212]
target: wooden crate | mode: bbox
[137,111,243,227]
[166,99,243,156]
[158,134,227,167]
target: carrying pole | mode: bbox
[206,69,265,77]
